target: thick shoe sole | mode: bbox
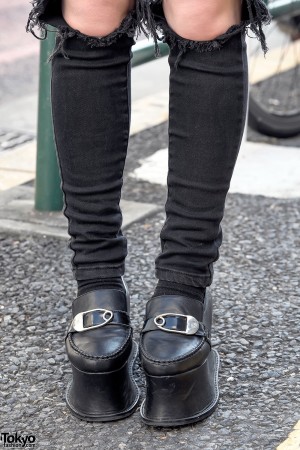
[140,348,220,427]
[65,341,140,422]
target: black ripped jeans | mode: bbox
[26,0,271,287]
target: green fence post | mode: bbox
[35,26,63,211]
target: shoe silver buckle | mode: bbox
[153,313,199,335]
[69,308,114,333]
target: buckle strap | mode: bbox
[141,313,211,342]
[68,309,130,333]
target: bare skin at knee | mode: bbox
[62,0,136,37]
[162,0,242,41]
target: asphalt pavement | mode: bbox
[1,120,300,449]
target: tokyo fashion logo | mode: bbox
[0,432,36,448]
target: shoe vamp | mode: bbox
[142,330,203,361]
[72,327,131,358]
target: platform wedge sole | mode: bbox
[66,340,140,422]
[140,348,220,427]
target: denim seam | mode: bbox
[237,32,250,162]
[49,62,77,276]
[155,266,212,278]
[74,264,125,271]
[73,266,125,281]
[155,267,212,288]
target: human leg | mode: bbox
[139,0,271,426]
[27,0,145,292]
[147,0,271,296]
[151,1,244,304]
[161,0,242,41]
[62,0,136,37]
[26,0,145,421]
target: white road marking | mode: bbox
[277,421,300,450]
[129,142,300,199]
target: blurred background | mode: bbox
[0,1,39,146]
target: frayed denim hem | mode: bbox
[73,264,126,282]
[142,0,272,69]
[25,0,148,61]
[26,0,272,65]
[155,266,214,288]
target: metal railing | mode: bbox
[34,30,169,211]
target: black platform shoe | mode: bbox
[65,276,139,422]
[139,289,220,427]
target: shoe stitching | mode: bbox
[140,334,208,365]
[68,327,132,360]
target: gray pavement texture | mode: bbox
[1,190,300,449]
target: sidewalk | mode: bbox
[1,184,299,450]
[1,117,300,449]
[0,57,300,449]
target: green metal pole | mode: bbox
[35,27,63,211]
